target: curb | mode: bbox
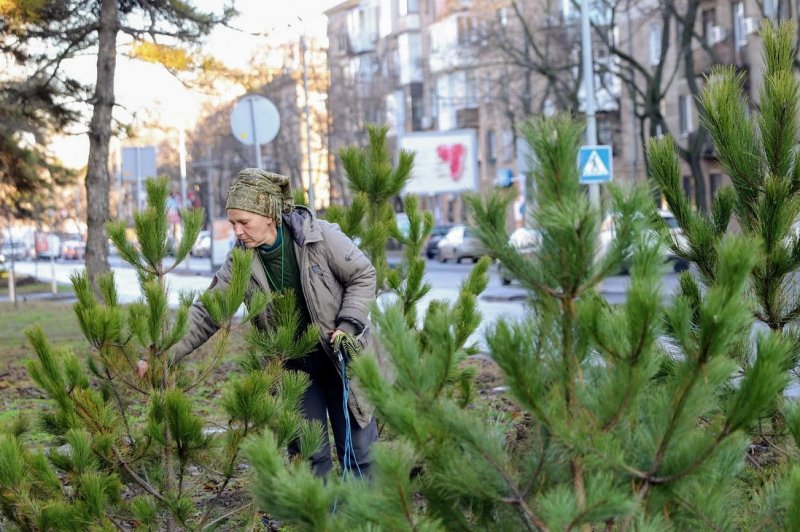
[481,292,528,302]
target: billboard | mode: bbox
[399,129,478,195]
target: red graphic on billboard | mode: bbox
[436,143,466,181]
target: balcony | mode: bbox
[691,38,737,75]
[398,13,420,33]
[349,33,377,54]
[429,50,476,75]
[456,107,479,129]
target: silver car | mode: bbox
[499,227,541,285]
[437,225,488,263]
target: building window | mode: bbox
[679,94,692,135]
[597,119,616,151]
[487,129,496,164]
[733,2,746,50]
[457,15,478,44]
[399,0,419,16]
[702,8,716,47]
[465,70,478,107]
[502,129,514,162]
[649,24,661,65]
[498,7,508,26]
[764,0,777,19]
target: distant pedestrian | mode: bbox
[138,168,381,477]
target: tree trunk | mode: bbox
[689,151,708,212]
[84,0,118,289]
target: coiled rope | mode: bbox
[332,332,364,481]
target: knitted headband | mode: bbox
[225,168,294,223]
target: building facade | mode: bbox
[326,0,794,219]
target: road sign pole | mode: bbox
[135,147,143,211]
[300,33,316,213]
[247,97,262,169]
[581,0,600,209]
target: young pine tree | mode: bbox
[648,21,800,527]
[247,112,791,529]
[327,123,415,292]
[0,177,321,530]
[327,123,436,330]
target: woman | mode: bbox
[142,168,380,477]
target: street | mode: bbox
[5,255,683,345]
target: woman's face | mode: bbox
[227,209,276,247]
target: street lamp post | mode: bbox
[299,23,316,213]
[580,0,600,209]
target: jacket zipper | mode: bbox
[296,236,346,381]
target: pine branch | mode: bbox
[649,427,730,485]
[103,367,134,444]
[199,421,251,526]
[470,433,546,532]
[201,503,252,531]
[521,431,551,499]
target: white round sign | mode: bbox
[230,95,280,146]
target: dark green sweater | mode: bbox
[257,225,312,334]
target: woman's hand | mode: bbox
[331,329,345,344]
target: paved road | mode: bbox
[5,255,684,345]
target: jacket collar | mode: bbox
[282,206,323,246]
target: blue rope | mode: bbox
[338,349,364,481]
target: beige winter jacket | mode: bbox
[174,206,383,428]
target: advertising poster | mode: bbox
[399,129,478,195]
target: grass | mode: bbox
[0,271,73,297]
[0,299,247,441]
[0,300,84,437]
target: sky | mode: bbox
[50,0,343,168]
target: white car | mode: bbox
[598,210,689,273]
[499,227,541,285]
[437,225,488,263]
[190,231,211,258]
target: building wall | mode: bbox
[326,0,787,219]
[616,0,785,211]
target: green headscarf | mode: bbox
[225,168,295,224]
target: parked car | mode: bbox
[499,227,541,285]
[425,224,454,259]
[61,239,86,260]
[0,240,29,262]
[598,209,689,273]
[34,232,61,260]
[437,225,488,263]
[190,230,211,258]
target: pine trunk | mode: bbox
[689,151,708,212]
[84,0,117,289]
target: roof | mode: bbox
[324,0,361,16]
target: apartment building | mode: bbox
[617,0,792,211]
[330,0,793,219]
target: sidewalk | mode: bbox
[0,290,76,303]
[480,273,683,303]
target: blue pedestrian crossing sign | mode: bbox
[578,145,613,184]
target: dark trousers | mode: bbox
[287,350,378,478]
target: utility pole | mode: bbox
[299,27,316,213]
[179,128,188,206]
[580,0,600,209]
